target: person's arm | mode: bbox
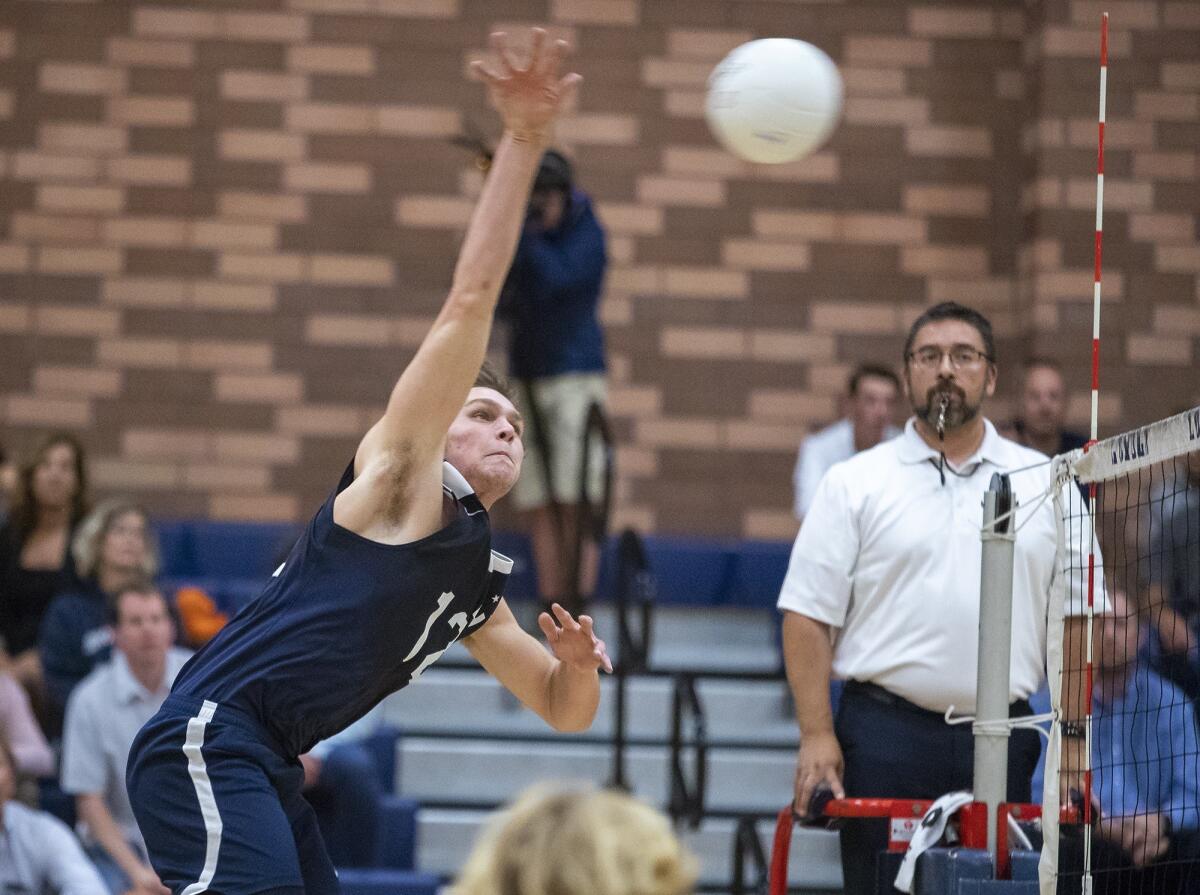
[30,810,109,895]
[1161,687,1200,833]
[38,596,86,712]
[782,612,844,811]
[75,793,165,891]
[1059,615,1095,803]
[0,672,54,776]
[463,600,610,732]
[337,31,579,538]
[777,468,858,812]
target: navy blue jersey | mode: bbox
[171,461,511,757]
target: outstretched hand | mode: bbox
[539,603,613,674]
[470,28,581,143]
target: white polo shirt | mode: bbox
[778,417,1094,714]
[61,646,192,850]
[793,418,901,519]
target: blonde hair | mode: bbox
[453,784,697,895]
[71,498,159,581]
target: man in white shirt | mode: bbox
[793,364,901,521]
[0,731,107,895]
[778,302,1093,894]
[61,583,190,895]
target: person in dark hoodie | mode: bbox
[498,149,608,616]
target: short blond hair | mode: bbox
[453,784,697,895]
[71,498,158,581]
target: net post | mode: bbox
[976,472,1016,867]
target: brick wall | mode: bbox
[0,1,1196,538]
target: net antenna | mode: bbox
[1040,15,1108,894]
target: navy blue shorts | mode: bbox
[127,694,338,895]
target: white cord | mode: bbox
[944,705,1060,742]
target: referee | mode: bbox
[778,303,1094,894]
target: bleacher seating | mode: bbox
[154,521,795,614]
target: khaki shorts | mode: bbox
[511,372,608,511]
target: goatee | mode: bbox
[915,385,978,433]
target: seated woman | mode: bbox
[39,498,158,733]
[0,434,89,707]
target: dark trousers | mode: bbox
[307,743,383,867]
[835,681,1042,895]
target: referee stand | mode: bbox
[767,474,1060,895]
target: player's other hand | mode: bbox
[794,729,845,819]
[471,28,581,144]
[539,603,613,674]
[128,864,171,895]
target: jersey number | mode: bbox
[405,591,468,681]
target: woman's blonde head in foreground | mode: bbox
[453,783,698,895]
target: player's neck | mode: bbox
[915,416,986,466]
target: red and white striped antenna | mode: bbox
[1081,10,1108,888]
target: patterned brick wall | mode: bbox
[0,1,1196,538]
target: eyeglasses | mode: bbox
[906,346,992,370]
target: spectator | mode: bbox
[40,499,159,731]
[1007,358,1087,457]
[1063,587,1200,890]
[793,364,901,521]
[0,729,107,895]
[1141,450,1200,700]
[0,670,53,778]
[301,703,390,866]
[778,303,1095,895]
[61,583,188,895]
[0,433,89,699]
[498,149,608,615]
[453,783,696,895]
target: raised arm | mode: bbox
[357,31,575,469]
[338,29,580,538]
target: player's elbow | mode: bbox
[444,287,497,320]
[549,710,595,734]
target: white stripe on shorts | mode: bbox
[181,700,223,895]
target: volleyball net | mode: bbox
[1044,406,1200,894]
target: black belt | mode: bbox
[843,680,1032,721]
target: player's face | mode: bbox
[1022,366,1067,437]
[446,387,525,504]
[904,319,996,433]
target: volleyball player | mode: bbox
[126,30,611,895]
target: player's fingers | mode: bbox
[534,36,566,77]
[470,59,505,84]
[538,611,559,642]
[525,27,547,72]
[594,639,612,673]
[578,615,595,638]
[489,31,522,75]
[556,71,582,106]
[551,602,579,631]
